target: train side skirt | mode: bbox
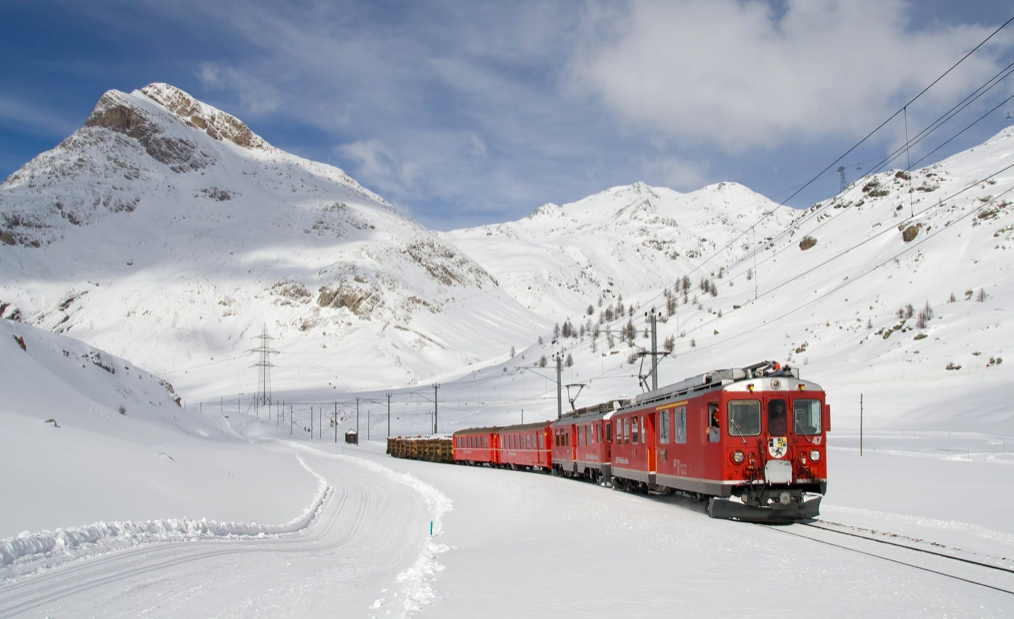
[708,495,821,523]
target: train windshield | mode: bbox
[728,400,761,436]
[793,399,822,435]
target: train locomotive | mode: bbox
[393,360,830,523]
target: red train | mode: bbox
[448,361,829,522]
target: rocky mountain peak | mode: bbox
[137,83,270,151]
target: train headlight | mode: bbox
[731,451,745,464]
[810,450,821,461]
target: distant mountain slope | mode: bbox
[441,181,794,322]
[0,84,544,397]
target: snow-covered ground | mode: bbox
[3,427,1011,618]
[2,321,1012,616]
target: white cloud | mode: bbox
[336,139,419,196]
[196,62,279,116]
[0,95,80,138]
[469,132,488,157]
[639,156,709,190]
[568,0,1010,152]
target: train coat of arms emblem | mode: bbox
[767,436,788,458]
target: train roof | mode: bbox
[629,360,822,411]
[497,421,552,433]
[453,426,499,436]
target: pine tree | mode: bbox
[565,353,574,368]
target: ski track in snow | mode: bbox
[0,456,332,578]
[288,443,454,619]
[0,442,453,619]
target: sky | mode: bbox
[2,0,1013,230]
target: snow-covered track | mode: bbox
[761,521,1014,596]
[800,520,1014,576]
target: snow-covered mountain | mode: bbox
[0,84,543,397]
[2,82,1012,435]
[441,181,794,321]
[436,127,1014,434]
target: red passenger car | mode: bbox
[497,422,552,471]
[550,403,618,483]
[453,427,498,466]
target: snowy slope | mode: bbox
[0,319,318,542]
[0,84,545,398]
[441,181,794,321]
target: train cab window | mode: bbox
[586,425,591,445]
[631,417,639,444]
[707,403,720,443]
[606,422,613,443]
[675,406,687,444]
[793,399,822,435]
[623,418,630,444]
[728,400,761,436]
[597,424,603,443]
[768,399,788,436]
[660,411,670,444]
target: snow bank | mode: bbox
[0,456,331,574]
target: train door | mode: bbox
[646,412,658,475]
[766,396,789,459]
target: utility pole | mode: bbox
[860,394,864,457]
[652,310,659,390]
[319,407,322,439]
[333,403,337,444]
[556,354,562,420]
[290,406,293,435]
[386,393,392,439]
[356,397,360,435]
[368,410,371,440]
[310,406,313,437]
[433,384,439,434]
[247,324,278,415]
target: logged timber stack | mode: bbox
[388,435,454,463]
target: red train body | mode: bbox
[446,361,828,522]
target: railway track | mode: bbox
[761,518,1014,596]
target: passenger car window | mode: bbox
[675,406,687,444]
[632,417,639,444]
[728,400,761,436]
[623,418,630,444]
[660,411,670,444]
[606,422,613,442]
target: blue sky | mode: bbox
[2,0,1013,230]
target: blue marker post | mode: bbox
[430,521,433,536]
